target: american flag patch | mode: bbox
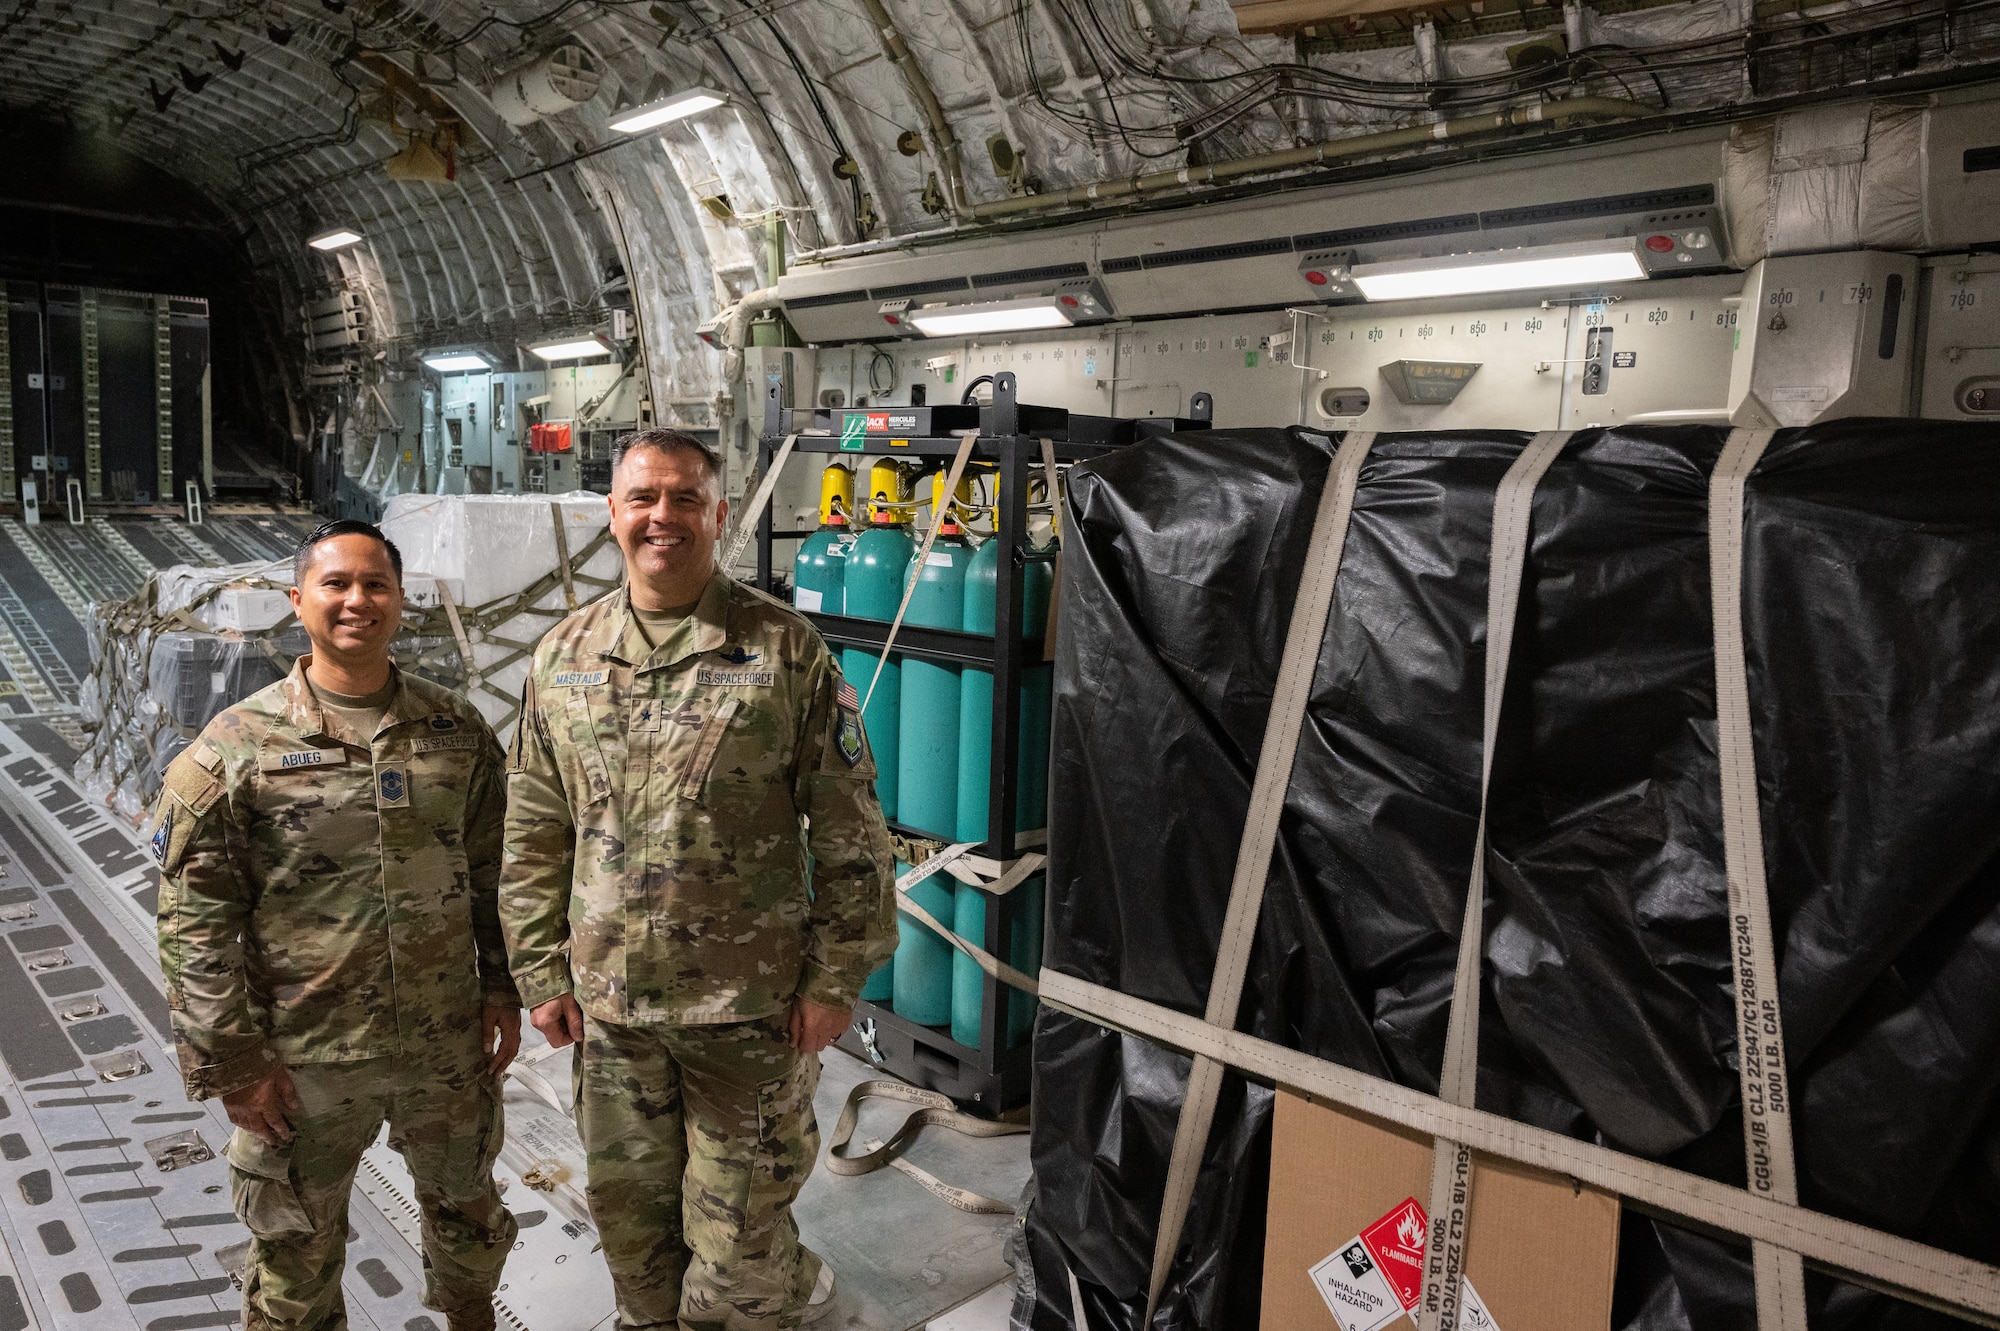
[837,680,860,711]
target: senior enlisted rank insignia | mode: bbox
[836,679,865,767]
[377,765,410,809]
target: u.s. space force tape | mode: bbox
[1144,431,1378,1324]
[1709,428,1809,1331]
[717,431,800,575]
[1038,969,2000,1326]
[1420,430,1572,1331]
[862,430,982,716]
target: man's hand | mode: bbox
[482,1005,523,1076]
[529,993,587,1049]
[788,999,852,1055]
[221,1066,301,1144]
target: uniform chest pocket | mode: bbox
[678,694,791,801]
[562,688,621,806]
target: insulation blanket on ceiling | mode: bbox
[1013,421,2000,1331]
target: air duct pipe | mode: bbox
[855,0,969,219]
[719,287,783,384]
[965,97,1654,221]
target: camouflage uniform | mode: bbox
[154,660,521,1330]
[501,573,896,1330]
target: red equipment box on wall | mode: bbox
[528,422,572,453]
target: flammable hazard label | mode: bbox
[1306,1195,1502,1331]
[1359,1197,1429,1311]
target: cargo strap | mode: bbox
[718,432,800,574]
[1144,431,1377,1323]
[1708,428,1809,1331]
[432,576,478,687]
[892,843,1046,997]
[1040,970,2000,1327]
[825,1079,1028,1214]
[1419,430,1572,1331]
[548,501,578,610]
[861,429,981,716]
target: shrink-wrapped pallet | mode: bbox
[1018,421,2000,1331]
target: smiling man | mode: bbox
[153,519,521,1331]
[500,431,896,1329]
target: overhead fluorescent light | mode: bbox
[907,288,1111,339]
[529,334,614,361]
[1351,238,1649,302]
[423,351,493,372]
[609,89,726,133]
[307,227,363,252]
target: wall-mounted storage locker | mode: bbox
[2,280,209,510]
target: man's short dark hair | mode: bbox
[612,430,724,496]
[294,519,404,588]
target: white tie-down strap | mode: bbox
[862,429,981,716]
[1708,428,1809,1331]
[1144,432,1377,1323]
[1041,970,2000,1327]
[1418,431,1572,1331]
[718,431,799,574]
[892,841,1050,997]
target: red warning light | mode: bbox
[1644,235,1676,253]
[1060,295,1079,307]
[883,313,901,326]
[1304,270,1329,286]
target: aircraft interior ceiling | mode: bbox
[3,0,1997,451]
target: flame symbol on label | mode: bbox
[1398,1211,1425,1251]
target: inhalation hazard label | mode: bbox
[1307,1196,1502,1331]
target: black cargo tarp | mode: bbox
[1015,421,2000,1331]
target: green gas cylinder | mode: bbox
[842,496,916,821]
[897,512,968,840]
[954,538,1056,844]
[949,872,1045,1048]
[893,867,955,1027]
[793,515,851,615]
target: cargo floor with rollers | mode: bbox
[0,508,1026,1331]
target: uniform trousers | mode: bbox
[573,1011,823,1330]
[224,1034,516,1330]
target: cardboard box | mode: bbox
[1262,1088,1620,1331]
[206,587,293,633]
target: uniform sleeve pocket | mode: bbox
[225,1129,314,1239]
[157,762,223,874]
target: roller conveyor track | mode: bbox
[0,506,1027,1331]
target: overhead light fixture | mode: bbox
[904,283,1111,338]
[307,227,363,252]
[422,350,493,372]
[608,88,726,133]
[1350,238,1649,302]
[529,334,614,361]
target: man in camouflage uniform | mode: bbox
[500,431,896,1330]
[154,519,521,1331]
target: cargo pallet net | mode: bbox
[73,495,623,825]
